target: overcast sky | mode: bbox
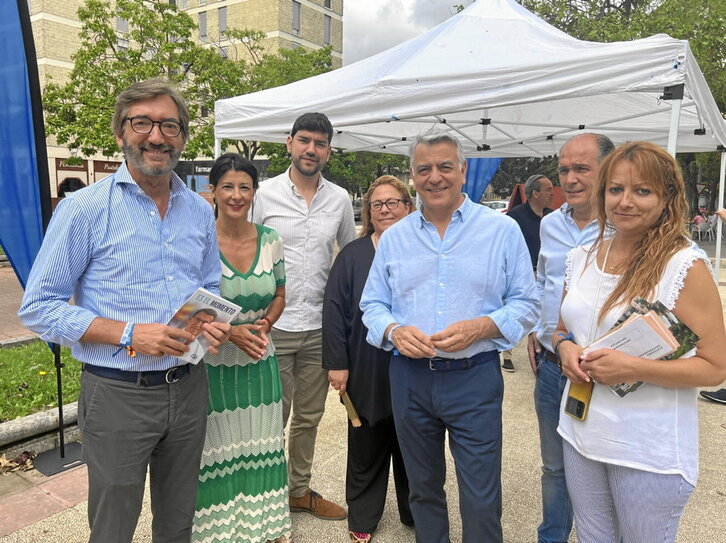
[342,0,476,65]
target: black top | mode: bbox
[322,235,393,426]
[507,202,552,269]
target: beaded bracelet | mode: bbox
[260,316,272,333]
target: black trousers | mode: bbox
[346,415,414,533]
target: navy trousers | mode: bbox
[390,351,503,543]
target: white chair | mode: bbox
[698,221,713,241]
[691,223,702,240]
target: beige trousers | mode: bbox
[271,328,329,497]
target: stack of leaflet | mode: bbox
[583,297,699,397]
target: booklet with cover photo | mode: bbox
[167,287,242,364]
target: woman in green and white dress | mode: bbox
[193,153,291,543]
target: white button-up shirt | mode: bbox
[252,168,356,331]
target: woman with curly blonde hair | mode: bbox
[553,142,726,542]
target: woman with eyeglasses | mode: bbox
[193,153,291,543]
[323,176,415,543]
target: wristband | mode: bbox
[387,324,403,344]
[553,332,575,368]
[260,317,272,332]
[112,322,137,358]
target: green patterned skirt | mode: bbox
[193,353,291,543]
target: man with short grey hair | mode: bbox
[507,174,554,271]
[362,132,538,542]
[528,133,614,543]
[500,174,553,372]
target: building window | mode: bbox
[179,0,188,8]
[199,0,206,5]
[218,6,227,34]
[199,11,207,41]
[218,46,228,58]
[117,16,128,33]
[292,1,301,35]
[324,14,331,45]
[324,0,332,8]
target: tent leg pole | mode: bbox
[214,138,222,159]
[666,97,682,158]
[715,150,725,283]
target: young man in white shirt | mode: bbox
[253,112,356,520]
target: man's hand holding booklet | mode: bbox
[167,287,242,364]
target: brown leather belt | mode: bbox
[542,348,558,365]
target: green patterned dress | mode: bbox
[193,224,291,543]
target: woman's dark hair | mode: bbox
[209,153,259,189]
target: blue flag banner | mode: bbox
[464,157,502,203]
[0,1,51,288]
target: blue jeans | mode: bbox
[390,352,503,543]
[534,352,573,543]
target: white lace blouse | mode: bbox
[557,243,710,485]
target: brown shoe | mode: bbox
[289,489,347,520]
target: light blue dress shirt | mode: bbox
[19,162,221,371]
[360,195,539,358]
[534,203,600,353]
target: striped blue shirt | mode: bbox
[19,162,221,371]
[361,195,539,358]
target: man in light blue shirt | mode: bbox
[527,133,614,543]
[19,79,230,543]
[361,133,538,543]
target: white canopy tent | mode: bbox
[215,0,726,276]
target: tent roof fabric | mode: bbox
[215,0,726,158]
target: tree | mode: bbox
[489,156,558,197]
[42,0,332,160]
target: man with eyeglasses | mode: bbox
[361,133,538,542]
[19,78,230,543]
[253,112,355,522]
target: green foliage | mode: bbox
[489,156,559,196]
[0,342,81,422]
[42,0,333,160]
[326,152,410,196]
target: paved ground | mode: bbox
[0,267,36,345]
[0,241,725,542]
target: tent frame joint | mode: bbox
[660,84,684,101]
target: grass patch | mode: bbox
[0,341,81,422]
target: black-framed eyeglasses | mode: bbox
[125,116,183,137]
[370,198,406,212]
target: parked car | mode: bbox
[353,199,363,221]
[480,200,508,213]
